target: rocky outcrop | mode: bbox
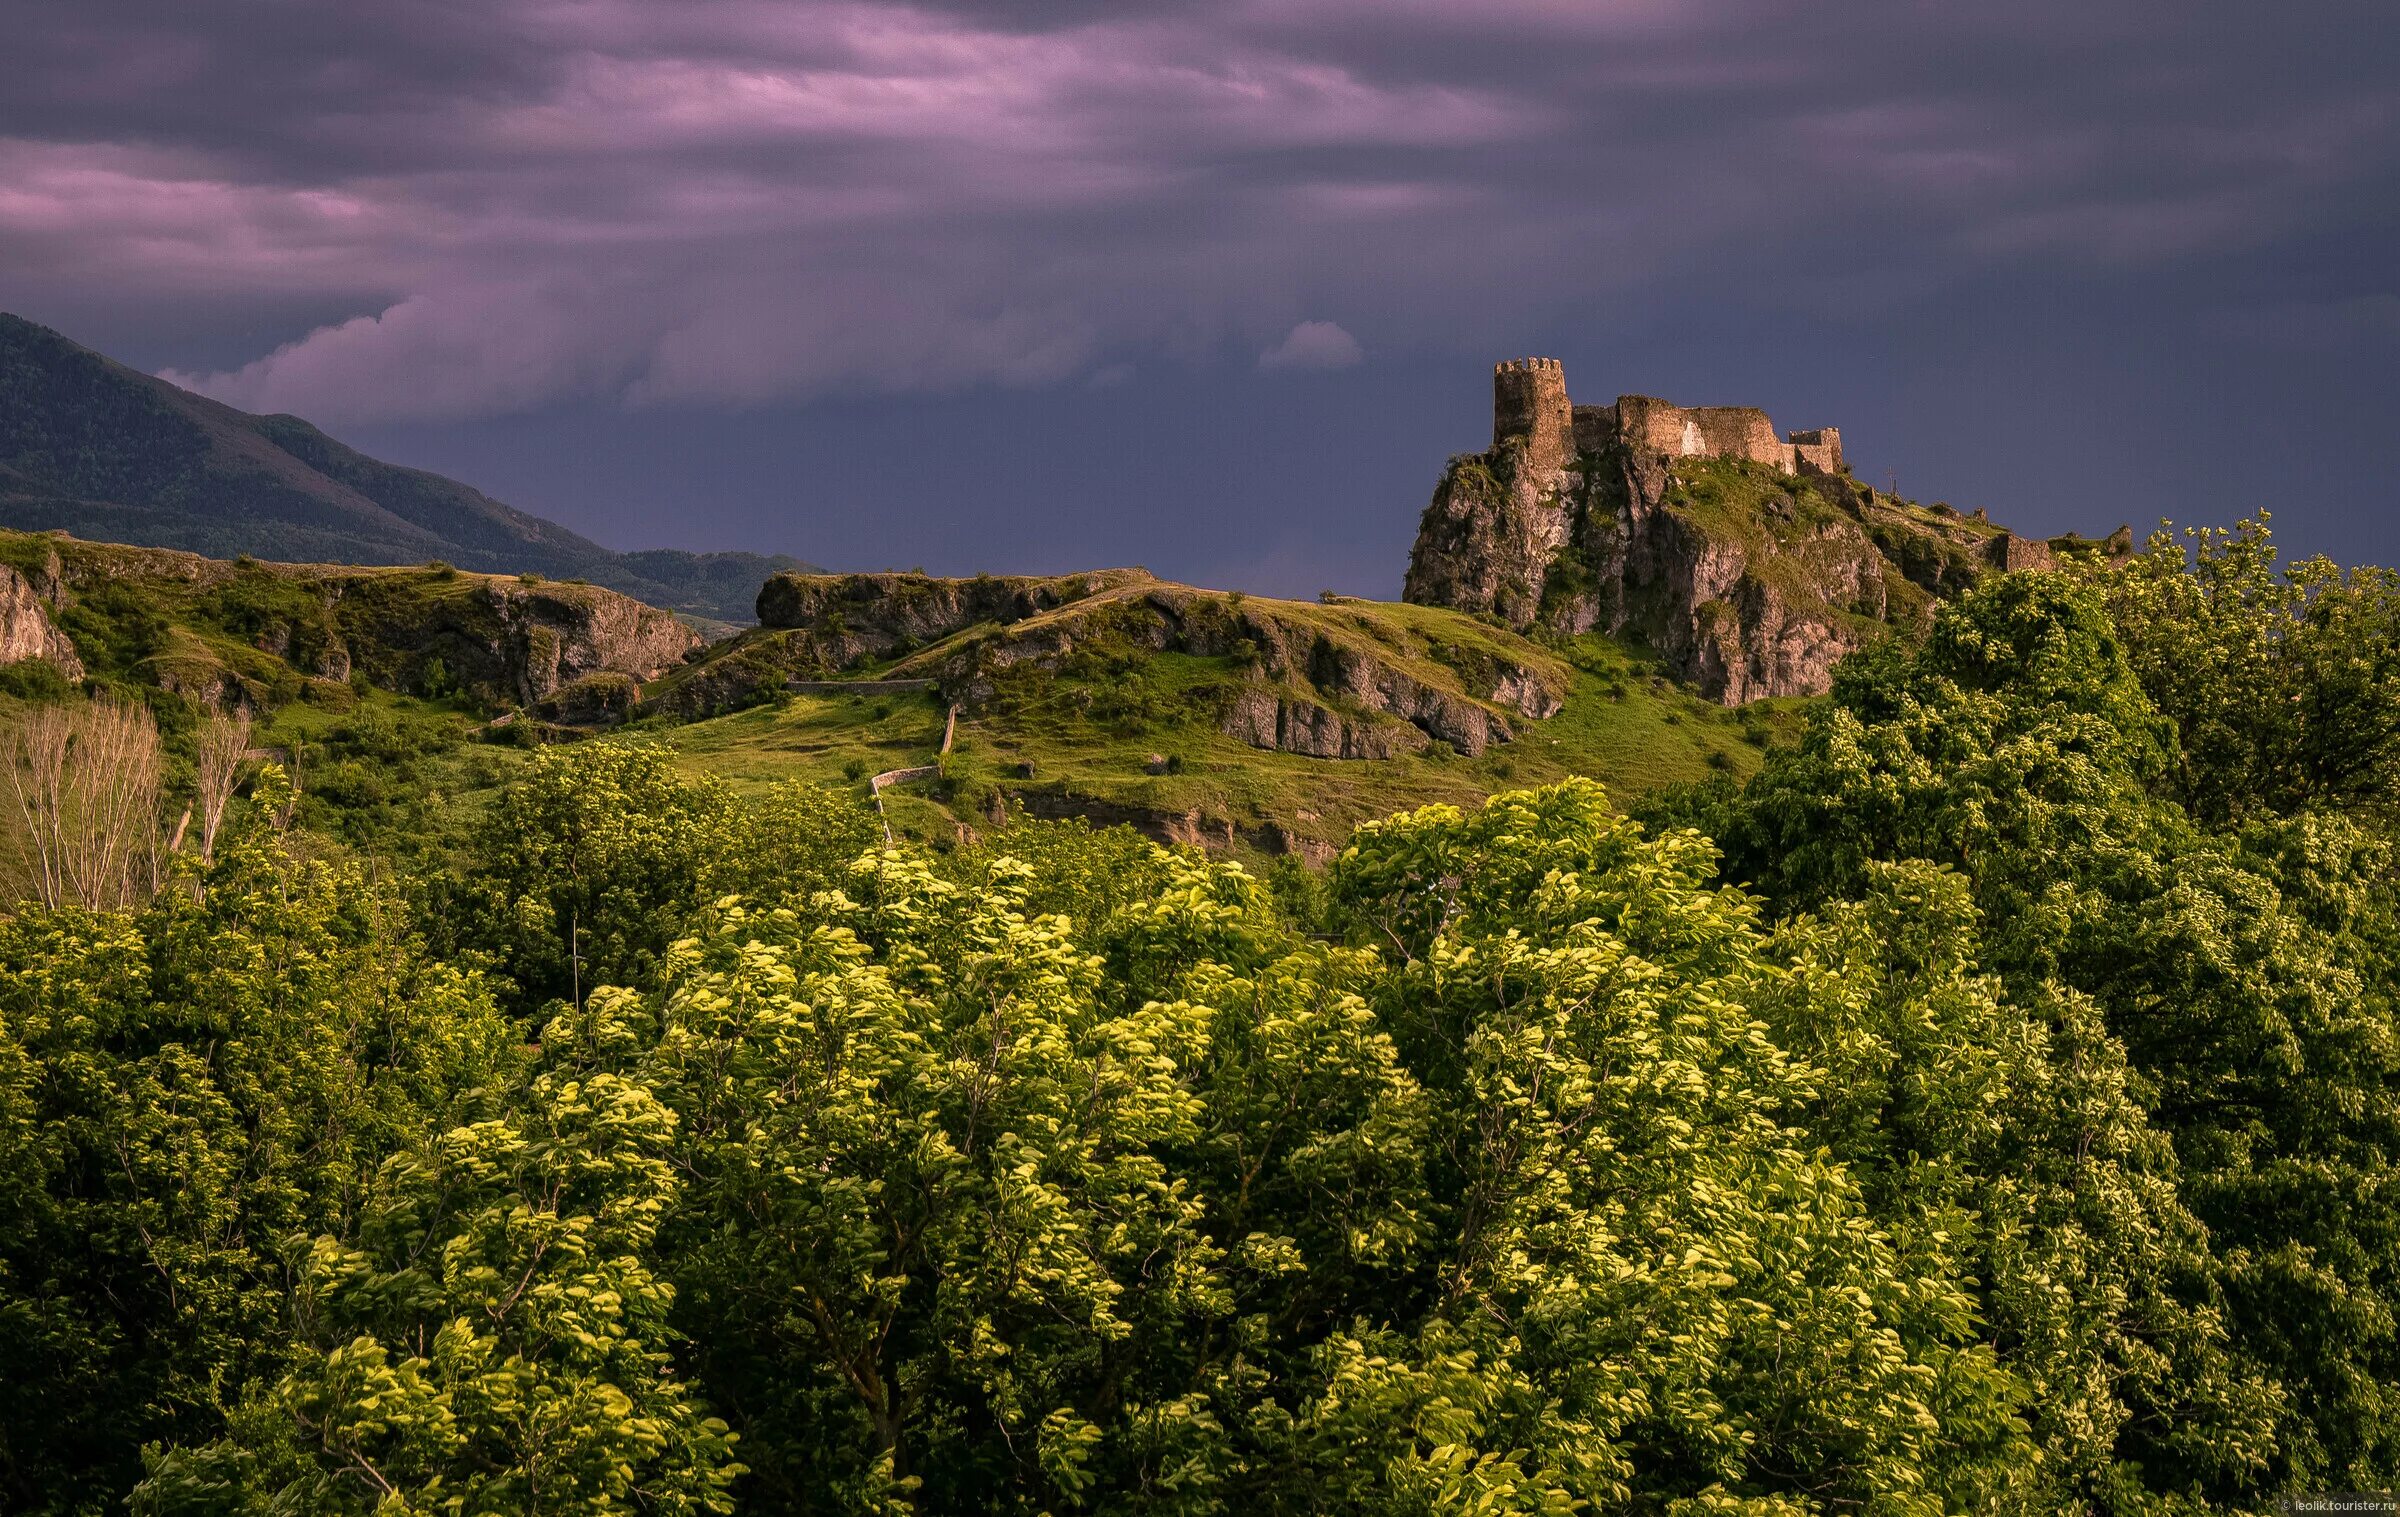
[1297,637,1517,756]
[490,581,694,698]
[895,580,1563,758]
[153,660,259,714]
[694,567,1573,758]
[1404,363,2120,703]
[1401,445,1568,629]
[536,671,642,726]
[1623,494,1895,706]
[0,554,82,679]
[657,568,1153,719]
[1219,687,1430,760]
[0,530,698,714]
[756,569,1147,656]
[670,561,1581,773]
[1406,439,1907,703]
[322,574,698,707]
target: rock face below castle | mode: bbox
[1404,358,2118,703]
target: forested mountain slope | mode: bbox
[0,313,815,622]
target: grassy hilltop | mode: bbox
[2,529,1791,862]
[652,571,1795,857]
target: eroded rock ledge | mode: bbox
[694,568,1570,758]
[0,549,83,679]
[0,530,697,711]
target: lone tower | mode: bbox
[1493,358,1573,476]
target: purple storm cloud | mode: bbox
[3,0,2396,593]
[5,0,2391,426]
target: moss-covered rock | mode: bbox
[0,554,81,679]
[536,670,641,726]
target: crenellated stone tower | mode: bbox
[1492,358,1574,476]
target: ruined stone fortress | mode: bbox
[1414,355,2133,704]
[1493,357,1846,479]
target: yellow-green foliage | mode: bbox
[11,542,2400,1516]
[611,781,2030,1511]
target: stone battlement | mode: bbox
[1492,357,1574,474]
[1492,359,1843,478]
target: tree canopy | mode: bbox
[5,522,2400,1514]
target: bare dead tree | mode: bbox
[4,704,73,908]
[194,707,253,861]
[3,696,165,910]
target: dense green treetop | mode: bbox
[8,525,2400,1514]
[1655,566,2400,1502]
[2096,516,2400,825]
[0,824,520,1511]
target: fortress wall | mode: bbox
[1493,358,1574,475]
[1613,395,1692,458]
[1788,427,1844,476]
[1982,532,2055,572]
[1689,407,1787,468]
[1496,366,1848,480]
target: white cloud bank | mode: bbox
[1258,319,1364,372]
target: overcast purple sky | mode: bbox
[4,0,2396,594]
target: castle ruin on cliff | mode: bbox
[1404,355,2112,704]
[1491,357,1846,480]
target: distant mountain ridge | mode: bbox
[0,312,816,623]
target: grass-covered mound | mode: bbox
[659,572,1796,857]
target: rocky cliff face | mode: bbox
[1405,414,2118,703]
[0,529,698,712]
[334,574,699,708]
[897,581,1562,759]
[0,548,83,679]
[1402,446,1570,631]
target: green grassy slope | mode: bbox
[1637,454,2130,637]
[5,528,1808,868]
[662,586,1797,857]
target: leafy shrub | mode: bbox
[0,658,73,701]
[55,580,167,677]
